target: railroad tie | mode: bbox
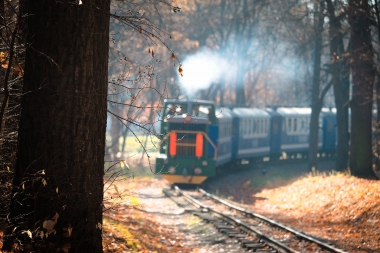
[215,225,233,230]
[242,243,265,249]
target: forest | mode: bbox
[0,0,379,252]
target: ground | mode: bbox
[1,160,379,252]
[100,160,380,253]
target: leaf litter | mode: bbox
[215,168,380,253]
[102,178,199,253]
[2,169,379,252]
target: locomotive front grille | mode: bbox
[169,123,207,156]
[176,137,196,156]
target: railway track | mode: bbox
[163,185,347,253]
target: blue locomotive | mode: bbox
[155,99,337,184]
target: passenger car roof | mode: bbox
[215,108,233,119]
[276,107,311,116]
[232,108,271,118]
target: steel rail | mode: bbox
[198,187,348,253]
[172,186,299,253]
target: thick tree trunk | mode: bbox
[372,1,380,178]
[326,0,349,171]
[338,37,350,171]
[7,1,110,252]
[308,1,324,171]
[375,77,380,177]
[348,0,375,177]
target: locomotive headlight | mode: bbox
[202,161,208,166]
[183,114,192,123]
[194,168,202,174]
[168,166,176,174]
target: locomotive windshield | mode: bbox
[165,103,187,117]
[192,105,212,117]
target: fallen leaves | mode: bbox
[103,217,141,252]
[102,179,193,253]
[249,173,380,252]
[4,171,376,253]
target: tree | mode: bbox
[309,0,332,171]
[326,0,350,172]
[0,0,23,235]
[373,0,380,176]
[6,1,110,252]
[348,0,375,177]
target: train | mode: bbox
[155,99,337,184]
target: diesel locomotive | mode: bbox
[155,99,337,184]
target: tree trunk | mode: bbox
[338,37,350,171]
[348,0,375,177]
[111,108,121,157]
[326,0,349,171]
[372,1,380,178]
[0,0,4,27]
[121,127,130,153]
[308,0,324,171]
[235,66,246,106]
[219,83,224,106]
[7,1,110,252]
[375,76,380,177]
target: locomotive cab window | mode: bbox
[192,105,211,117]
[165,104,187,117]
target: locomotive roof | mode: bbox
[276,107,312,116]
[232,108,271,118]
